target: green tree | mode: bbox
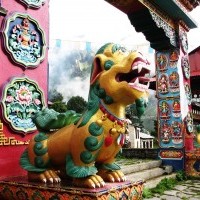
[48,89,67,113]
[49,89,64,102]
[67,96,87,114]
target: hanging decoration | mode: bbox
[18,0,46,8]
[1,77,46,135]
[2,12,46,68]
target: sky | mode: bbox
[49,0,200,51]
[48,0,200,102]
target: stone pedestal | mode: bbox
[0,176,144,200]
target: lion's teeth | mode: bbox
[138,64,143,73]
[134,78,139,83]
[132,65,138,70]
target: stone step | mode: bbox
[125,167,167,182]
[120,159,175,190]
[121,160,162,175]
[144,173,177,189]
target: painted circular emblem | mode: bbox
[180,31,188,54]
[1,77,46,134]
[185,112,193,134]
[181,56,190,79]
[18,0,46,8]
[2,12,46,68]
[184,83,192,105]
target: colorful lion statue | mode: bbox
[20,43,151,188]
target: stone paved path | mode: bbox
[143,180,200,200]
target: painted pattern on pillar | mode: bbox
[1,77,46,134]
[156,49,184,148]
[158,99,183,147]
[18,0,46,8]
[156,50,180,98]
[2,12,46,68]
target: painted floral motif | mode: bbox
[160,150,183,159]
[1,77,46,134]
[2,12,46,68]
[19,0,46,8]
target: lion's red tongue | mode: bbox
[129,77,150,92]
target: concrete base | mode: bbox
[0,176,144,200]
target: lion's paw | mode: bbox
[73,175,105,188]
[97,169,126,183]
[28,170,61,184]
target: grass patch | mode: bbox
[143,170,187,199]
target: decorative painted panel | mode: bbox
[158,99,183,148]
[156,49,185,149]
[0,120,29,146]
[149,10,177,47]
[1,77,46,134]
[18,0,46,8]
[0,178,144,200]
[156,50,179,98]
[2,12,46,68]
[159,150,184,160]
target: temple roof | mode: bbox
[105,0,198,50]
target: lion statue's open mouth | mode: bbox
[116,57,151,92]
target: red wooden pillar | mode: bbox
[0,0,49,179]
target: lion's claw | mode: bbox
[28,170,61,184]
[97,169,126,183]
[73,175,105,188]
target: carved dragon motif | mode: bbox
[20,43,151,188]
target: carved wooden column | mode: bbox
[106,0,199,171]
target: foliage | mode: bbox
[48,89,67,113]
[49,89,64,102]
[196,124,200,133]
[151,178,177,194]
[142,172,188,198]
[67,96,87,114]
[49,101,67,113]
[142,188,153,199]
[176,170,187,181]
